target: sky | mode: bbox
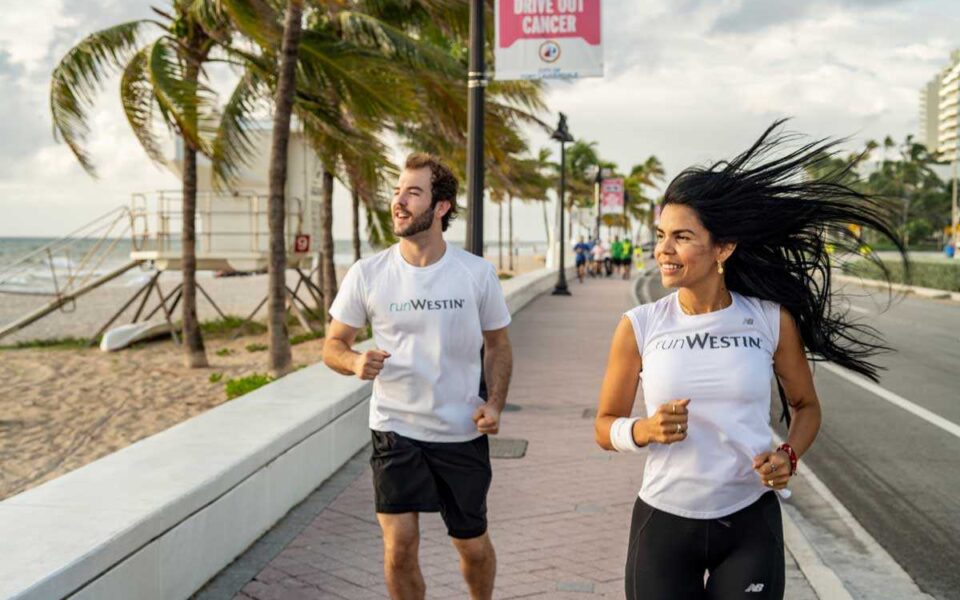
[1,0,958,242]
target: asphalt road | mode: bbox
[641,274,960,600]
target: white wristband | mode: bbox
[610,417,643,453]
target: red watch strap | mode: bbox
[777,443,798,475]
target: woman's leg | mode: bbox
[704,493,785,600]
[625,497,707,600]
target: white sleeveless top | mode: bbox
[625,291,781,519]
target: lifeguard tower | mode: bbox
[0,125,330,348]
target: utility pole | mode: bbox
[465,0,485,256]
[552,113,574,296]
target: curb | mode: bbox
[632,273,853,600]
[832,272,960,302]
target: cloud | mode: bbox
[709,0,908,34]
[2,0,960,241]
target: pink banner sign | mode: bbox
[498,0,601,48]
[600,178,623,215]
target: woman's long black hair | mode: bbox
[662,120,908,425]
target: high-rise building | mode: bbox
[935,51,960,162]
[920,75,940,154]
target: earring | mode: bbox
[717,260,724,275]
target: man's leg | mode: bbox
[451,532,497,600]
[378,512,425,600]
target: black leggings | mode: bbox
[625,492,784,600]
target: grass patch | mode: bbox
[0,336,95,350]
[209,372,223,383]
[842,259,960,292]
[245,342,268,353]
[215,347,234,357]
[290,330,324,346]
[225,373,274,399]
[199,315,266,338]
[498,272,514,280]
[358,323,373,342]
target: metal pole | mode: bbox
[465,0,485,257]
[594,166,602,240]
[553,139,571,295]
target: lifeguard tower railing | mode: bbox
[0,191,320,342]
[130,190,317,272]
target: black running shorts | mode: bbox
[370,430,492,539]
[625,492,785,600]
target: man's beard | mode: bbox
[394,206,435,238]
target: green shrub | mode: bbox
[209,372,223,383]
[245,342,268,353]
[200,315,267,337]
[215,347,234,357]
[225,373,274,399]
[842,260,960,292]
[290,330,324,345]
[357,323,373,343]
[0,336,95,350]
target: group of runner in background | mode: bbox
[573,235,644,283]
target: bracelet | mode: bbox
[776,443,798,475]
[610,417,643,453]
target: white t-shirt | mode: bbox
[625,291,781,519]
[330,244,512,442]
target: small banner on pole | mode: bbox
[494,0,603,81]
[600,178,624,216]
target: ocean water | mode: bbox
[0,236,545,295]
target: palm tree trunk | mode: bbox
[508,196,514,272]
[320,168,338,315]
[181,137,208,368]
[181,41,207,369]
[498,200,503,270]
[266,0,303,375]
[352,187,361,262]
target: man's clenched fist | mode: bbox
[472,404,501,435]
[353,349,391,380]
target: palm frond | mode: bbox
[211,65,269,185]
[119,46,166,164]
[147,36,219,155]
[220,0,282,48]
[297,30,408,123]
[50,20,150,175]
[336,10,462,77]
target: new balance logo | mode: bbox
[745,583,765,592]
[743,318,754,325]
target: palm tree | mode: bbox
[627,156,666,242]
[50,1,242,368]
[218,0,461,369]
[265,0,305,374]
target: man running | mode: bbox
[574,236,590,283]
[323,153,514,600]
[610,236,624,278]
[591,238,606,277]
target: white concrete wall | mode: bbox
[0,265,570,600]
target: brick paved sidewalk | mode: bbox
[204,278,817,600]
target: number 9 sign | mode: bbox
[294,234,311,253]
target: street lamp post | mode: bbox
[465,0,485,257]
[594,165,603,241]
[552,113,574,296]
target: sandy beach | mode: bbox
[0,253,544,500]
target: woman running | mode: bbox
[594,121,906,600]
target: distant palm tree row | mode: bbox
[48,0,663,375]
